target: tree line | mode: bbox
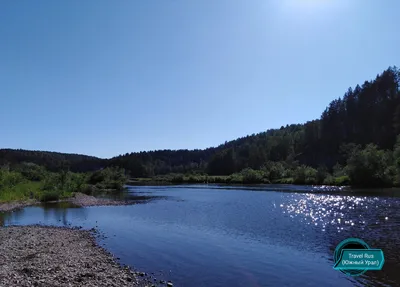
[0,149,103,172]
[1,66,400,187]
[111,66,400,186]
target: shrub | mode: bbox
[108,180,125,190]
[316,166,328,184]
[262,161,289,181]
[346,144,392,187]
[334,175,350,186]
[79,184,96,195]
[88,167,127,190]
[88,170,107,185]
[18,163,46,181]
[323,175,335,185]
[333,163,346,177]
[226,168,268,184]
[240,168,264,184]
[227,173,243,184]
[170,173,184,183]
[40,190,60,202]
[0,170,24,188]
[278,177,294,184]
[42,173,59,191]
[293,166,318,184]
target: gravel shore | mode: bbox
[0,226,155,287]
[68,192,136,207]
[0,200,38,213]
[0,192,136,213]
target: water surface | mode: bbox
[1,185,399,287]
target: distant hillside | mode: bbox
[0,149,104,172]
[109,66,400,176]
[2,66,399,177]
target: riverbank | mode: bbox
[0,199,39,213]
[68,192,137,207]
[0,192,137,213]
[0,167,128,205]
[0,226,156,286]
[127,176,350,186]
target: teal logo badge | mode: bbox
[333,238,384,276]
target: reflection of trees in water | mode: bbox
[0,208,26,226]
[7,208,25,225]
[0,203,88,229]
[94,190,160,203]
[42,203,88,226]
[43,205,51,222]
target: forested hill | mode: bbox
[0,149,104,172]
[1,66,400,179]
[109,66,400,177]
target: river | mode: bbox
[1,185,399,287]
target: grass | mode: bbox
[0,166,130,204]
[39,190,61,202]
[129,178,153,182]
[272,178,294,184]
[0,181,75,203]
[323,175,350,186]
[334,175,351,186]
[0,182,42,203]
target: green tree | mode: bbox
[346,144,393,187]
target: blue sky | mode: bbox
[0,0,399,158]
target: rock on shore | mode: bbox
[0,226,152,286]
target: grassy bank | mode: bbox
[0,181,76,203]
[0,165,127,203]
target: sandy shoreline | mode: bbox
[0,226,157,287]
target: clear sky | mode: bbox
[1,0,399,158]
